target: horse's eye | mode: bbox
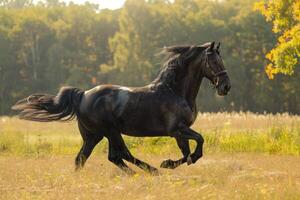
[213,76,218,84]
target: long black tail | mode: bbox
[12,87,84,122]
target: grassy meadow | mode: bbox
[0,113,300,199]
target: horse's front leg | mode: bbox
[160,136,190,169]
[180,127,204,165]
[160,128,204,169]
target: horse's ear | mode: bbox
[216,42,220,50]
[209,41,215,51]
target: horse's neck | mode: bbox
[178,54,206,110]
[180,73,203,110]
[153,63,204,110]
[152,53,205,109]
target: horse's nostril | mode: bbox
[225,84,231,91]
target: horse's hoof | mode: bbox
[75,165,83,171]
[149,168,160,176]
[124,168,136,176]
[160,159,176,169]
[187,155,193,165]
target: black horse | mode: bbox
[13,42,231,174]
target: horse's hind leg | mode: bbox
[107,132,135,175]
[121,145,158,174]
[75,122,103,171]
[160,136,190,169]
[107,132,158,174]
[123,154,158,174]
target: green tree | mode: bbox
[0,9,19,114]
[10,8,55,91]
[103,0,165,86]
[0,0,33,8]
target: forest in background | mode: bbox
[0,0,299,115]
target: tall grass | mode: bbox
[0,112,299,156]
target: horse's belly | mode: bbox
[121,129,169,137]
[117,111,177,136]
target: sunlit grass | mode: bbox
[0,112,299,156]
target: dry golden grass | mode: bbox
[0,154,299,200]
[0,112,300,199]
[194,112,299,131]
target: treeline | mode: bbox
[0,0,299,115]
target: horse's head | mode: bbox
[156,42,231,96]
[202,42,231,96]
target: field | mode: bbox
[0,113,300,199]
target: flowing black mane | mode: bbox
[153,43,211,90]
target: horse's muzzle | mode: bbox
[217,75,231,96]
